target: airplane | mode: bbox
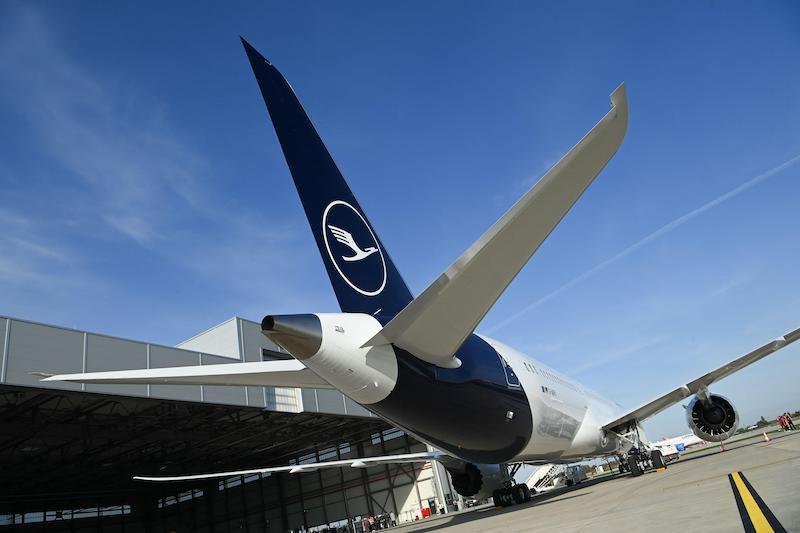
[654,433,706,451]
[43,38,800,508]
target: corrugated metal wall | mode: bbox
[0,315,372,418]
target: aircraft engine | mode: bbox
[447,463,510,499]
[685,393,739,442]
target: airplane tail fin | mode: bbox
[241,38,412,318]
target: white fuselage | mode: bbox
[300,314,631,465]
[485,337,628,463]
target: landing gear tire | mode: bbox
[650,450,666,469]
[492,489,502,507]
[627,455,642,477]
[511,484,529,504]
[492,488,512,508]
[566,479,574,487]
[618,464,625,474]
[494,484,531,507]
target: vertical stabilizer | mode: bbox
[241,38,412,318]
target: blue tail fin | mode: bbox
[241,38,413,318]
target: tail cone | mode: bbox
[261,314,322,360]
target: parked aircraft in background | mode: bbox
[654,433,706,451]
[44,38,800,507]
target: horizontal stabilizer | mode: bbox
[134,451,446,482]
[41,359,333,389]
[364,84,629,367]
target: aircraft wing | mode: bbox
[133,451,447,482]
[363,84,629,368]
[601,326,800,431]
[40,359,334,389]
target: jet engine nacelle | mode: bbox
[447,463,511,500]
[686,393,739,442]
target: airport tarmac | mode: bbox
[395,430,800,532]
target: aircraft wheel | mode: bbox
[493,488,513,507]
[650,449,666,469]
[511,484,527,504]
[502,488,514,507]
[566,479,574,487]
[627,455,642,477]
[492,489,503,507]
[521,484,532,502]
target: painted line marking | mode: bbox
[728,471,786,532]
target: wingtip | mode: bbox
[610,82,627,108]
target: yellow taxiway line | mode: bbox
[728,471,786,533]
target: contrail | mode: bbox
[486,153,800,334]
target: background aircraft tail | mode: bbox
[242,39,412,318]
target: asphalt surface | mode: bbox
[393,430,800,532]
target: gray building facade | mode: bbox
[0,315,457,532]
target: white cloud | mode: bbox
[0,7,316,323]
[0,9,210,246]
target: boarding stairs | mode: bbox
[525,463,563,490]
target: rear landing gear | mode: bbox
[493,483,531,507]
[624,447,667,477]
[627,454,642,477]
[514,483,531,504]
[650,449,665,469]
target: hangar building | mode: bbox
[0,314,459,532]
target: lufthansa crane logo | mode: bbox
[322,200,386,296]
[327,225,379,262]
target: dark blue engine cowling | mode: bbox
[370,334,532,464]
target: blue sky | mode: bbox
[1,2,798,438]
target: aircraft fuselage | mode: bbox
[267,313,626,465]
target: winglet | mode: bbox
[611,82,626,110]
[361,84,628,367]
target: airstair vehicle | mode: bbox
[525,464,564,492]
